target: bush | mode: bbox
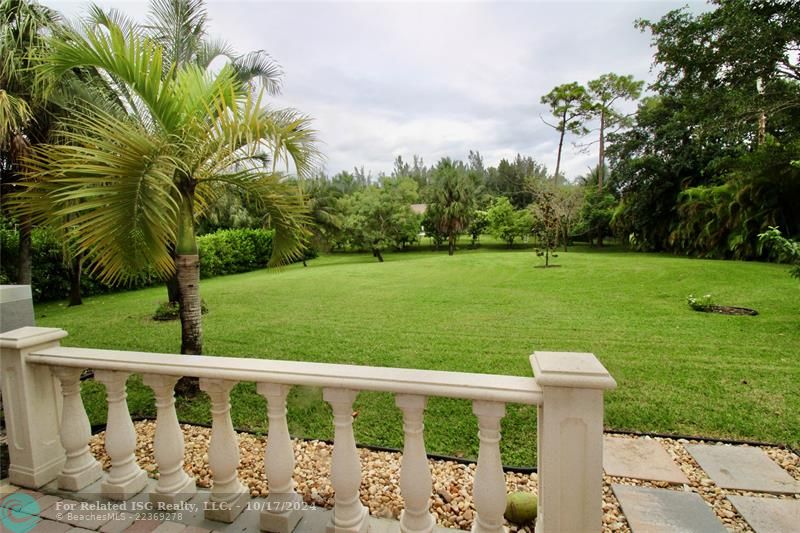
[197,228,274,278]
[0,223,158,302]
[152,300,209,321]
[0,223,281,302]
[687,294,715,311]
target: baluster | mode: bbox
[200,378,248,523]
[94,370,148,500]
[257,383,302,533]
[323,388,368,533]
[142,374,196,506]
[395,394,434,533]
[471,401,507,533]
[51,367,102,491]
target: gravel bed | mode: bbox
[88,421,799,532]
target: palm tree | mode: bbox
[87,0,285,305]
[0,0,62,285]
[18,17,319,355]
[429,159,476,255]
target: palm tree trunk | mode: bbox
[165,243,180,304]
[166,273,180,304]
[448,234,455,256]
[68,252,83,307]
[174,190,202,356]
[176,254,202,355]
[17,215,32,285]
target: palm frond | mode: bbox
[16,104,181,284]
[264,107,323,178]
[196,170,310,266]
[146,0,207,72]
[84,4,141,39]
[231,50,282,95]
[43,18,182,132]
[195,36,235,69]
[0,89,32,148]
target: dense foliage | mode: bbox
[0,224,287,301]
[608,0,800,258]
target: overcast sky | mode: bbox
[46,0,706,181]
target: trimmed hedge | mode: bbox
[198,228,274,278]
[0,226,297,302]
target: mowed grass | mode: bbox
[35,244,800,466]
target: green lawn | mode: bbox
[35,244,800,466]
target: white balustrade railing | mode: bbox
[0,327,616,533]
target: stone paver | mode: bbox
[40,499,80,521]
[686,444,800,494]
[612,484,726,533]
[29,520,73,533]
[21,495,62,514]
[1,488,43,508]
[604,436,689,484]
[40,499,116,530]
[152,522,187,533]
[728,495,800,533]
[0,482,19,496]
[124,519,165,533]
[98,512,137,533]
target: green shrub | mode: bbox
[687,294,715,311]
[152,300,209,321]
[197,228,275,278]
[1,223,286,302]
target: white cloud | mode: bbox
[48,0,707,180]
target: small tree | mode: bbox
[487,197,532,247]
[467,209,488,247]
[340,178,420,261]
[553,185,584,251]
[531,190,560,267]
[421,209,445,250]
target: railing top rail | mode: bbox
[27,346,543,405]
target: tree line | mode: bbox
[2,0,798,360]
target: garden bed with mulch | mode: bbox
[700,305,759,316]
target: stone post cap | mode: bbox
[531,351,617,390]
[0,285,32,303]
[0,327,68,349]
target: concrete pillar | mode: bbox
[0,285,35,333]
[0,327,67,488]
[531,351,616,533]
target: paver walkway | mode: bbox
[603,436,689,484]
[604,437,800,532]
[611,484,727,533]
[2,434,799,533]
[686,443,800,494]
[728,495,800,533]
